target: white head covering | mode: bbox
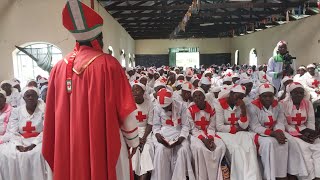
[192,87,205,96]
[232,73,240,78]
[281,76,292,87]
[230,84,246,94]
[190,76,199,84]
[181,82,193,92]
[154,79,166,88]
[176,74,185,80]
[200,76,211,85]
[287,82,304,93]
[185,68,194,77]
[130,80,146,91]
[0,80,12,87]
[276,40,287,49]
[298,66,306,70]
[210,86,221,93]
[0,90,6,97]
[175,80,184,87]
[38,77,48,84]
[307,64,316,69]
[11,81,20,87]
[22,86,40,96]
[239,77,253,85]
[203,70,212,77]
[258,83,274,95]
[223,76,233,83]
[246,68,253,75]
[126,67,134,72]
[157,88,173,107]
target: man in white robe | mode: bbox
[151,88,195,180]
[188,88,226,180]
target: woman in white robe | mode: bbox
[248,83,307,180]
[0,80,21,108]
[215,84,261,180]
[151,88,195,180]
[0,86,49,180]
[130,81,154,179]
[281,82,320,180]
[188,88,226,180]
[0,90,12,137]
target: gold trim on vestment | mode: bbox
[64,53,104,75]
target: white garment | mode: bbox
[281,99,320,179]
[187,102,226,180]
[131,99,155,176]
[5,88,21,108]
[0,104,12,136]
[151,101,195,180]
[173,90,191,108]
[215,99,261,180]
[0,101,49,180]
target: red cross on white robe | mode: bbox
[136,111,147,122]
[195,116,209,133]
[264,116,276,128]
[312,80,320,87]
[292,113,306,132]
[228,113,238,126]
[22,121,39,138]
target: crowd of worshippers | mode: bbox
[0,61,320,180]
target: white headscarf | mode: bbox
[157,88,173,107]
[22,86,40,97]
[258,83,274,95]
[192,87,205,96]
[130,80,146,91]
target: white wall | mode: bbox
[0,0,135,80]
[135,38,231,54]
[231,14,320,66]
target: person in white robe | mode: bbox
[293,66,307,83]
[191,76,200,89]
[130,81,155,179]
[215,84,261,180]
[147,68,156,88]
[188,88,226,180]
[239,78,256,105]
[185,68,194,82]
[0,86,49,180]
[248,83,307,180]
[301,64,320,106]
[0,90,12,137]
[199,77,212,94]
[277,76,293,101]
[127,67,137,82]
[139,76,153,95]
[151,88,195,180]
[150,79,167,105]
[267,41,296,91]
[173,81,193,108]
[206,87,221,108]
[0,80,21,108]
[281,82,320,180]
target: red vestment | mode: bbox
[42,45,136,180]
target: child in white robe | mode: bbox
[151,88,195,180]
[188,88,226,180]
[281,82,320,180]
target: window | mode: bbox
[13,42,62,87]
[249,48,257,66]
[120,49,126,67]
[235,50,239,65]
[108,45,114,57]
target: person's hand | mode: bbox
[128,147,138,159]
[300,134,315,144]
[207,138,216,151]
[16,144,36,152]
[237,126,248,132]
[271,131,286,144]
[155,133,170,147]
[170,137,185,148]
[16,145,27,152]
[140,137,146,146]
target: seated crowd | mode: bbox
[0,61,320,180]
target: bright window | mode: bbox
[249,48,257,66]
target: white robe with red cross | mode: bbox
[131,98,155,176]
[281,98,320,179]
[301,72,320,103]
[187,102,226,180]
[151,101,195,180]
[215,98,261,180]
[248,98,308,179]
[0,100,50,180]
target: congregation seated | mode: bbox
[0,80,21,108]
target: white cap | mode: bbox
[22,86,40,96]
[192,87,205,96]
[200,76,211,85]
[230,84,246,94]
[130,80,146,91]
[307,64,316,69]
[258,83,274,95]
[181,82,193,92]
[157,88,173,107]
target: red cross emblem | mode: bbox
[136,111,147,122]
[157,89,172,104]
[264,116,276,128]
[312,80,320,87]
[22,121,39,138]
[292,113,306,126]
[263,74,267,79]
[228,113,238,125]
[263,83,270,88]
[195,116,209,132]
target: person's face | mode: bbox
[1,83,11,94]
[290,87,304,105]
[154,73,160,80]
[177,76,185,81]
[186,76,192,81]
[284,80,293,88]
[243,82,253,95]
[307,67,315,76]
[193,91,205,108]
[139,78,148,86]
[223,81,232,86]
[175,69,180,74]
[176,85,182,91]
[232,77,240,84]
[137,69,142,74]
[148,73,154,79]
[252,65,256,71]
[181,90,191,101]
[28,81,38,88]
[299,69,306,76]
[200,84,211,93]
[229,92,245,104]
[0,94,6,110]
[205,73,212,79]
[159,69,164,75]
[128,70,134,76]
[263,66,267,72]
[259,92,274,108]
[132,85,144,103]
[23,90,39,107]
[278,44,287,55]
[193,80,199,88]
[214,92,220,99]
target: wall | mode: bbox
[231,14,320,66]
[135,38,231,54]
[0,0,135,80]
